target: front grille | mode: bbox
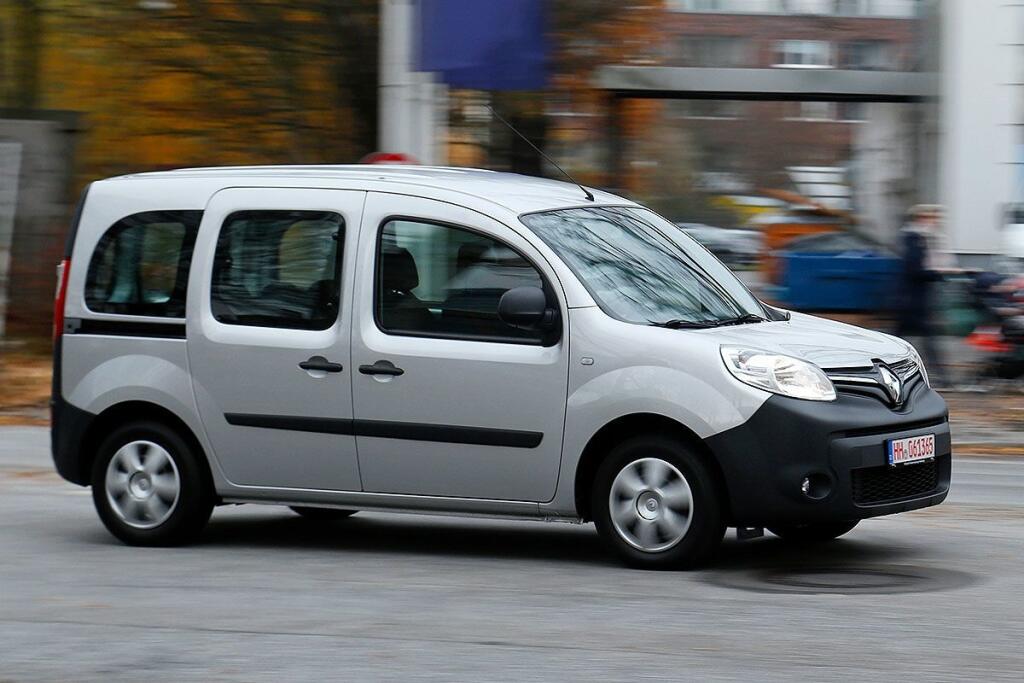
[852,458,939,505]
[894,359,919,376]
[826,358,921,408]
[834,373,923,404]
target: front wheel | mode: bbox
[91,421,213,546]
[592,436,724,570]
[768,520,859,544]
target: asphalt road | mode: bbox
[2,425,1023,682]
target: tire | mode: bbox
[592,435,725,570]
[768,520,859,544]
[91,421,213,546]
[289,506,357,521]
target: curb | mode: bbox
[954,443,1024,457]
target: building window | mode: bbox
[781,0,831,14]
[785,101,837,120]
[667,0,916,16]
[677,36,751,68]
[834,0,871,15]
[841,41,895,70]
[774,40,833,68]
[85,211,202,318]
[837,101,868,121]
[688,0,726,10]
[211,211,344,330]
[376,219,548,344]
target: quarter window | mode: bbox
[85,211,202,318]
[376,219,548,343]
[211,211,343,330]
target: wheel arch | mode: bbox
[573,413,732,523]
[79,401,215,497]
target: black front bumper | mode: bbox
[706,381,951,527]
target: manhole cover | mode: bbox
[706,565,975,595]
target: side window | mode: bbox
[377,219,549,343]
[85,211,202,318]
[211,210,343,330]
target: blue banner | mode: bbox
[418,0,548,90]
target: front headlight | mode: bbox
[720,346,836,401]
[905,344,930,387]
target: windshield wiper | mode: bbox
[649,319,719,329]
[714,313,767,327]
[649,313,766,329]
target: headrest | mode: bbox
[457,242,487,272]
[382,246,419,293]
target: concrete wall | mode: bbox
[939,0,1023,258]
[0,142,23,338]
[0,112,79,338]
[851,102,915,245]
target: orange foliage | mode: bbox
[9,1,377,191]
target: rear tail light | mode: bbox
[53,258,70,340]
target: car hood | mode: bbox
[709,312,911,369]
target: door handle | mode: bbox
[299,356,344,373]
[358,360,405,376]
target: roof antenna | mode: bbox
[486,104,594,202]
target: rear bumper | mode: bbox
[50,394,95,486]
[705,382,951,527]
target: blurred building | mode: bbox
[585,0,1022,262]
[574,0,934,237]
[664,0,920,191]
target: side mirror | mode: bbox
[498,286,556,330]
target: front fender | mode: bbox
[544,364,769,516]
[541,307,771,516]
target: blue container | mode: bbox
[778,252,902,311]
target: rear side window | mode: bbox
[85,211,202,318]
[211,210,343,330]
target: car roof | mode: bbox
[106,165,629,215]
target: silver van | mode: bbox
[52,166,950,569]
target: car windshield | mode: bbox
[520,206,766,325]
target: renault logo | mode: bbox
[878,365,902,406]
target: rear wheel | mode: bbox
[289,506,357,521]
[592,436,724,570]
[91,421,213,546]
[768,520,859,543]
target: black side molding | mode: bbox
[224,413,543,449]
[225,414,354,435]
[65,318,187,339]
[356,419,542,448]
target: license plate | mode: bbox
[887,434,936,466]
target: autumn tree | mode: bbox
[2,1,44,108]
[20,0,380,183]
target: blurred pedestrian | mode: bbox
[897,204,955,387]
